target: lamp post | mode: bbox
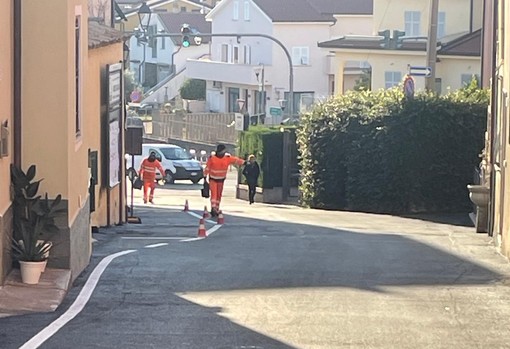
[254,64,266,125]
[137,2,152,34]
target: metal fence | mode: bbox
[150,111,237,145]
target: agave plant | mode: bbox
[10,164,64,262]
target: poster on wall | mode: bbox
[106,63,123,188]
[109,119,120,187]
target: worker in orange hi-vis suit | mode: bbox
[204,144,245,217]
[139,151,165,204]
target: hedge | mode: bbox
[298,81,488,213]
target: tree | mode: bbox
[179,79,206,101]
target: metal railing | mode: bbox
[150,111,237,146]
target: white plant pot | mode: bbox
[19,261,44,285]
[40,259,48,273]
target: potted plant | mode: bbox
[10,164,63,284]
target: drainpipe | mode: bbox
[13,0,21,167]
[469,0,474,33]
[489,0,498,237]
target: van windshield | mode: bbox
[160,147,191,160]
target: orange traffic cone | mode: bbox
[197,218,206,237]
[183,200,189,212]
[217,211,224,224]
[203,205,210,218]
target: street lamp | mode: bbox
[137,2,152,33]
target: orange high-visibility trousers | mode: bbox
[209,179,224,212]
[143,180,156,203]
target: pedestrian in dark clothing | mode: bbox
[242,154,260,204]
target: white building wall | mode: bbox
[273,23,332,100]
[331,15,373,37]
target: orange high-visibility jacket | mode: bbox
[205,154,244,180]
[139,158,164,182]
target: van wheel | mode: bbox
[164,171,174,184]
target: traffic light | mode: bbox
[378,30,390,49]
[181,23,191,48]
[393,30,406,49]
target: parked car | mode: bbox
[125,144,203,184]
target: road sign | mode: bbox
[409,66,432,77]
[269,107,282,117]
[130,90,142,103]
[235,113,244,131]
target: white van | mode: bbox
[126,144,203,184]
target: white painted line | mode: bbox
[20,249,137,349]
[121,237,187,240]
[133,204,184,210]
[181,237,206,242]
[186,211,216,224]
[206,224,222,237]
[144,243,169,248]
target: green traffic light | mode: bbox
[182,36,190,47]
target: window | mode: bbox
[244,1,250,20]
[148,25,157,58]
[221,44,229,62]
[243,45,251,64]
[161,36,166,50]
[233,46,239,63]
[292,47,309,65]
[233,1,239,20]
[385,71,402,88]
[404,11,421,36]
[75,15,82,136]
[283,91,315,115]
[437,12,446,38]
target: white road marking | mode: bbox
[121,237,187,240]
[144,243,169,248]
[133,204,184,210]
[181,237,206,242]
[206,224,222,237]
[19,249,137,349]
[186,210,216,224]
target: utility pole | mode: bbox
[425,0,439,91]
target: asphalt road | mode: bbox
[2,174,510,349]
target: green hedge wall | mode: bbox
[238,126,297,188]
[298,82,488,213]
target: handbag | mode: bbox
[201,179,210,198]
[133,177,143,190]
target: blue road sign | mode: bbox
[409,66,432,77]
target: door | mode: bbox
[228,87,240,112]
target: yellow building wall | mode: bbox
[87,44,125,227]
[499,2,510,258]
[0,0,13,213]
[0,0,14,284]
[331,51,480,94]
[373,0,482,35]
[22,0,90,225]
